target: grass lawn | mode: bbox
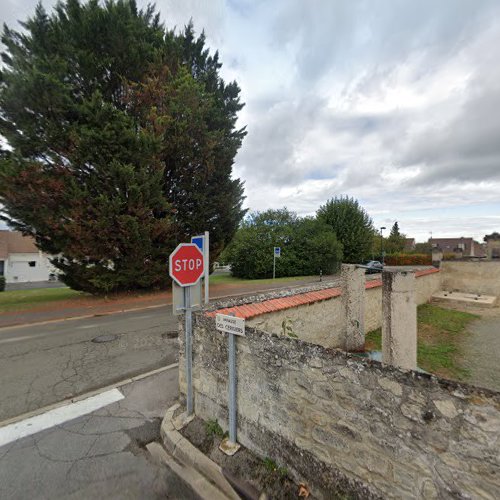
[209,274,316,286]
[0,287,84,313]
[365,304,478,380]
[0,275,316,314]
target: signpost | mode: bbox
[169,243,204,416]
[216,313,245,455]
[191,231,209,304]
[273,246,281,279]
[172,280,202,315]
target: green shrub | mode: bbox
[225,209,343,279]
[384,253,432,265]
[0,276,5,292]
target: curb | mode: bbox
[146,441,220,500]
[160,404,240,500]
[0,363,178,429]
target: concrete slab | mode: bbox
[432,291,497,308]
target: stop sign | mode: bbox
[169,243,205,287]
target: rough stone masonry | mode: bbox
[179,284,499,499]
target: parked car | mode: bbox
[365,260,383,274]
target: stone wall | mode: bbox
[441,261,500,297]
[180,311,500,499]
[248,269,441,346]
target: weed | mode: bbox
[281,317,298,338]
[263,457,288,477]
[205,419,224,438]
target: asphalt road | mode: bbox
[0,306,178,422]
[0,273,371,423]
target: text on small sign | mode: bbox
[215,314,245,336]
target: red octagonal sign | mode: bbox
[169,243,205,287]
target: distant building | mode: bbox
[0,231,58,283]
[403,238,416,251]
[429,237,485,258]
[484,232,500,259]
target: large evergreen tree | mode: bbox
[386,221,406,253]
[0,0,246,293]
[316,196,374,263]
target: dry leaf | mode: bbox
[298,482,310,498]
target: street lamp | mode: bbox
[380,226,386,265]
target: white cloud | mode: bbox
[2,0,500,240]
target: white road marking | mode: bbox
[0,388,124,448]
[0,335,41,344]
[76,324,99,329]
[0,328,86,344]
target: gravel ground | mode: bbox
[460,308,500,391]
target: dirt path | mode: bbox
[461,307,500,392]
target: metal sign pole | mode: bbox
[184,285,193,415]
[273,251,276,279]
[216,313,244,455]
[204,231,209,304]
[228,332,237,443]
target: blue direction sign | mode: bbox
[191,235,204,251]
[274,247,281,257]
[191,233,209,304]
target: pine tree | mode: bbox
[389,222,401,239]
[0,1,246,293]
[387,221,406,253]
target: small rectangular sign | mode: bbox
[216,314,245,336]
[191,235,204,251]
[274,247,281,257]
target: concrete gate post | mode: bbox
[382,270,417,370]
[341,264,365,352]
[432,249,443,268]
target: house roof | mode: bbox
[429,237,485,257]
[0,231,39,259]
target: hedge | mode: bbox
[384,253,432,265]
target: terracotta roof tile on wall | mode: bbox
[208,268,440,320]
[0,231,39,258]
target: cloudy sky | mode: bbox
[2,0,500,241]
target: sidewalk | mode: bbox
[0,366,195,499]
[0,276,335,328]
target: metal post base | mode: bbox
[219,437,241,456]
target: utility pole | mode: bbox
[380,226,386,265]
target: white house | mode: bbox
[0,231,58,283]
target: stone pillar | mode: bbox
[432,249,443,268]
[341,264,365,352]
[382,270,417,370]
